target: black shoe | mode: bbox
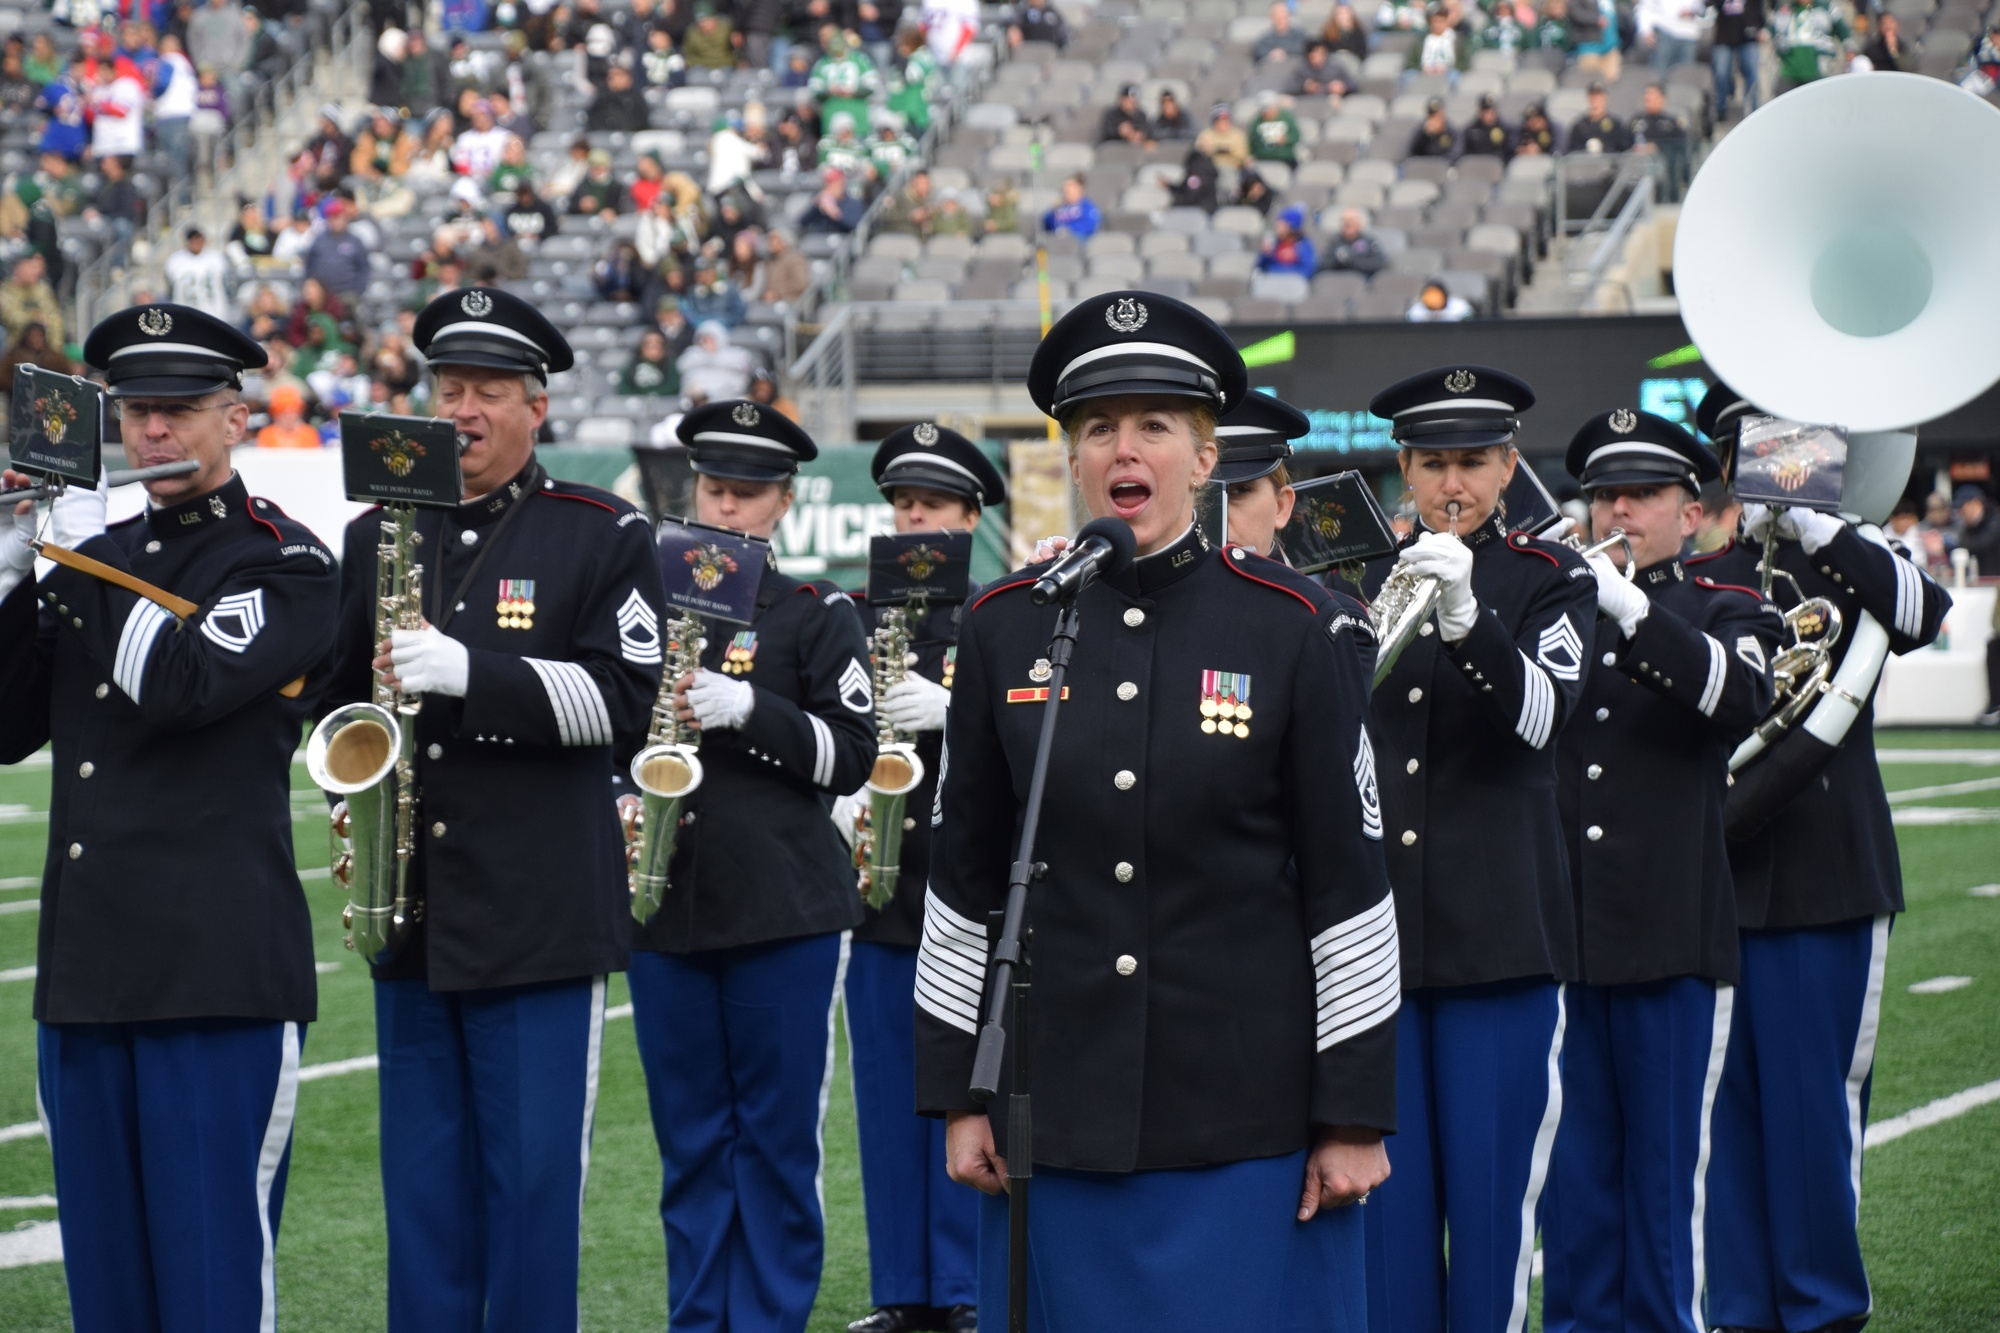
[945,1304,977,1333]
[847,1308,933,1333]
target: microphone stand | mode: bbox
[968,592,1084,1333]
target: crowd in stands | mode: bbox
[1890,483,2000,580]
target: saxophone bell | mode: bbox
[629,611,707,924]
[856,742,924,911]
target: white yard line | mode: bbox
[0,1220,62,1269]
[0,966,35,983]
[0,901,40,916]
[1877,749,2000,765]
[1866,1079,2000,1148]
[0,1196,56,1209]
[1890,807,2000,826]
[1886,776,2000,803]
[0,878,36,892]
[1908,976,1974,995]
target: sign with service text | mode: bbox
[337,412,464,509]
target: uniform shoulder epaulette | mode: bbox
[1220,545,1325,612]
[247,495,334,565]
[539,475,644,524]
[798,578,853,607]
[1693,575,1766,602]
[1504,529,1576,566]
[1685,539,1736,566]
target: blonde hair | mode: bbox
[1057,397,1219,454]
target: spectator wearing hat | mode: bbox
[1771,0,1849,90]
[1409,97,1458,157]
[1255,0,1311,60]
[1100,84,1155,147]
[1251,95,1303,165]
[748,368,799,420]
[1955,484,2000,578]
[810,30,881,129]
[303,202,375,305]
[982,178,1020,234]
[1008,0,1071,48]
[503,182,560,248]
[1409,5,1470,74]
[1707,0,1765,119]
[571,148,628,218]
[684,255,746,328]
[1196,103,1251,169]
[1320,207,1389,275]
[164,227,231,320]
[1459,93,1512,159]
[1041,174,1102,242]
[1630,82,1689,198]
[1257,205,1318,276]
[817,113,873,183]
[1154,88,1194,139]
[1568,83,1631,152]
[1514,100,1559,154]
[1634,0,1704,69]
[761,227,810,305]
[867,115,921,182]
[1406,278,1474,321]
[803,169,865,233]
[678,319,756,399]
[255,382,322,448]
[588,61,652,132]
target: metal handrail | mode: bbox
[1570,171,1654,294]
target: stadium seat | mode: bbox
[1249,272,1310,303]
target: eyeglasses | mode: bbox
[111,400,225,423]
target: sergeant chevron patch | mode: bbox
[1736,635,1766,672]
[839,657,873,712]
[1353,725,1382,841]
[200,589,266,654]
[616,590,661,666]
[1536,614,1584,681]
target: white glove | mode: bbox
[830,788,864,849]
[49,473,108,550]
[1588,552,1651,638]
[1740,502,1774,543]
[1030,534,1069,564]
[389,626,470,697]
[1399,532,1478,641]
[1779,506,1845,554]
[0,500,36,603]
[880,673,950,734]
[685,667,754,730]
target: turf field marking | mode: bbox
[1876,749,2000,765]
[1889,807,2000,826]
[0,1220,61,1270]
[0,1197,56,1210]
[1907,976,1974,994]
[0,967,35,983]
[0,902,39,917]
[314,962,341,974]
[0,1123,43,1145]
[1885,776,2000,803]
[1973,884,2000,898]
[0,808,42,826]
[0,878,36,892]
[1865,1079,2000,1148]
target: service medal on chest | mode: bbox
[497,578,536,629]
[721,630,758,674]
[941,645,957,690]
[1200,669,1252,738]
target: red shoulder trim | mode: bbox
[541,487,620,514]
[1686,539,1736,565]
[1694,576,1765,601]
[1222,550,1320,612]
[246,497,285,543]
[1505,532,1562,566]
[969,575,1038,614]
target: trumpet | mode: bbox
[626,611,706,924]
[305,505,424,964]
[852,606,925,909]
[1370,501,1460,686]
[1546,520,1638,580]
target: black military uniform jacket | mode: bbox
[1410,123,1457,157]
[0,475,338,1024]
[1556,557,1783,986]
[1362,515,1597,989]
[324,464,663,991]
[917,529,1399,1172]
[1688,527,1948,929]
[850,594,969,949]
[634,564,874,954]
[1461,119,1513,159]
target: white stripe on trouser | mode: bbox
[1847,915,1891,1221]
[256,1023,302,1333]
[816,932,853,1217]
[1689,984,1735,1333]
[1507,985,1567,1333]
[576,972,607,1313]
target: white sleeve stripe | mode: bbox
[926,916,988,956]
[1515,651,1554,749]
[1318,964,1401,1029]
[1311,893,1397,959]
[113,600,174,703]
[525,659,613,746]
[1698,633,1728,718]
[924,889,988,939]
[1310,892,1401,1050]
[1894,557,1923,639]
[1314,921,1399,976]
[915,949,984,996]
[1316,934,1401,993]
[1319,986,1402,1050]
[916,888,989,1035]
[914,974,980,1030]
[807,712,834,787]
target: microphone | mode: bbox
[1030,517,1137,605]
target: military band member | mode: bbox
[837,423,1007,1333]
[321,288,664,1330]
[919,293,1397,1332]
[0,304,337,1332]
[1539,411,1783,1332]
[626,400,877,1333]
[1357,366,1596,1333]
[1215,390,1309,556]
[1691,382,1950,1333]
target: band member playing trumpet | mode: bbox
[839,424,1007,1333]
[1540,410,1783,1332]
[1357,366,1597,1333]
[321,287,663,1330]
[919,293,1396,1332]
[625,400,877,1333]
[1690,383,1950,1333]
[0,304,338,1332]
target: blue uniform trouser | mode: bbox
[628,931,849,1333]
[977,1149,1367,1333]
[37,1018,302,1333]
[846,939,979,1310]
[374,975,608,1333]
[1365,980,1568,1333]
[1543,978,1735,1333]
[1705,916,1890,1332]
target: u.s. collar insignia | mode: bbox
[1444,368,1477,394]
[1104,297,1148,334]
[721,630,758,674]
[209,496,227,519]
[496,578,536,629]
[1608,407,1639,434]
[460,290,494,318]
[1200,670,1252,737]
[1028,657,1052,683]
[137,308,173,337]
[732,402,761,427]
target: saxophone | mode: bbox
[626,611,706,924]
[305,504,424,964]
[852,606,925,910]
[1369,501,1460,686]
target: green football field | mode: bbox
[1,731,1996,1331]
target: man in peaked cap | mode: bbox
[840,422,1004,1333]
[321,285,664,1330]
[626,398,879,1333]
[0,300,338,1332]
[1540,409,1782,1333]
